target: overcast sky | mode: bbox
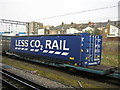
[0,0,119,32]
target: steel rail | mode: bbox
[1,70,49,90]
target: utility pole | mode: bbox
[27,23,30,35]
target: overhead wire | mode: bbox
[76,17,118,23]
[35,5,119,20]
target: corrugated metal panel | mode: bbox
[10,33,102,66]
[80,33,102,66]
[11,35,81,64]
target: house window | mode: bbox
[112,29,116,33]
[105,29,107,33]
[60,31,64,34]
[58,31,60,34]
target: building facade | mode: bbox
[26,22,43,35]
[107,25,119,37]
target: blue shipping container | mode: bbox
[10,33,102,66]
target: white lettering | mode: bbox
[45,40,52,49]
[30,40,35,47]
[21,40,25,47]
[15,40,29,47]
[45,40,69,51]
[52,40,59,50]
[63,40,69,51]
[35,40,41,48]
[16,40,18,46]
[59,40,62,50]
[25,40,28,47]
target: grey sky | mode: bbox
[0,0,119,26]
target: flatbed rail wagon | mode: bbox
[1,33,118,76]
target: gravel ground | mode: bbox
[2,64,73,89]
[2,56,120,89]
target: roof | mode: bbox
[82,26,94,31]
[95,21,120,28]
[49,24,71,30]
[95,22,107,27]
[49,20,120,31]
[49,23,89,31]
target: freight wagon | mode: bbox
[1,33,117,75]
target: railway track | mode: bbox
[2,55,120,88]
[1,69,49,90]
[17,57,120,87]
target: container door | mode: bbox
[93,35,102,64]
[80,33,102,66]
